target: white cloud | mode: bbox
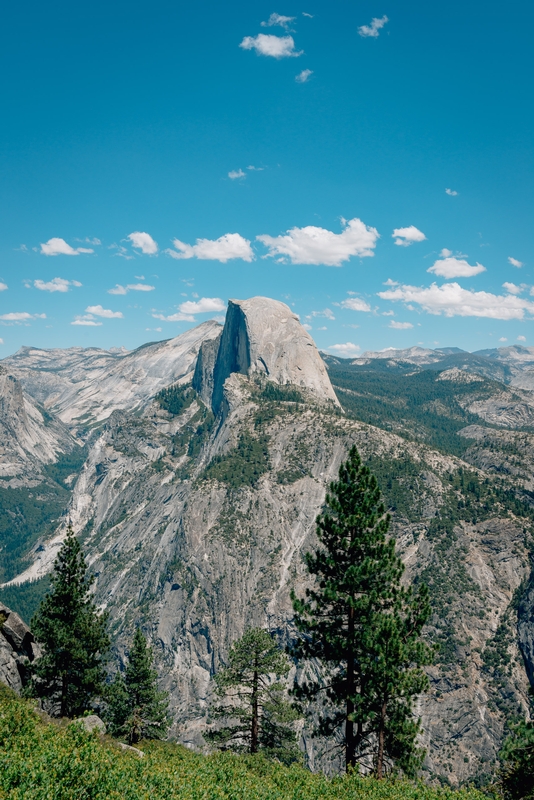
[302,12,313,18]
[40,238,94,256]
[109,243,134,260]
[445,188,458,196]
[261,13,295,29]
[295,69,313,83]
[71,316,103,326]
[108,283,155,295]
[127,231,158,255]
[0,338,3,344]
[326,342,361,356]
[440,248,452,257]
[85,305,123,319]
[518,335,527,342]
[358,15,388,37]
[508,257,524,268]
[0,283,7,292]
[240,34,302,58]
[247,165,264,171]
[178,297,225,315]
[427,257,486,279]
[33,277,82,293]
[152,312,195,323]
[0,312,46,321]
[309,308,335,320]
[167,233,254,263]
[228,169,246,179]
[503,282,522,295]
[392,225,426,247]
[389,320,413,329]
[499,337,508,342]
[378,281,534,320]
[302,322,312,330]
[340,297,371,312]
[257,217,379,266]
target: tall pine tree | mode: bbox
[291,445,432,777]
[206,627,300,764]
[106,628,170,744]
[30,525,110,718]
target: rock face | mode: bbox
[0,368,77,478]
[0,603,40,692]
[211,298,340,414]
[3,321,222,434]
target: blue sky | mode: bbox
[0,0,532,358]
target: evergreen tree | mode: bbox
[106,628,170,744]
[206,627,300,764]
[291,445,433,777]
[499,719,534,799]
[29,525,110,718]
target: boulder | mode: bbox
[74,714,107,734]
[0,603,41,693]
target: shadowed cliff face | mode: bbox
[211,298,340,414]
[3,298,534,784]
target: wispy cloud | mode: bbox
[247,165,265,171]
[85,305,123,319]
[302,12,314,18]
[295,69,313,83]
[503,282,523,295]
[389,320,413,329]
[240,34,302,58]
[0,312,46,322]
[166,233,254,263]
[40,238,94,256]
[340,297,371,312]
[308,308,335,320]
[153,297,226,323]
[228,169,246,179]
[378,282,534,320]
[392,225,426,247]
[71,315,102,327]
[178,297,225,314]
[358,15,388,38]
[0,283,7,292]
[445,188,458,196]
[108,283,155,295]
[508,256,524,268]
[518,335,527,342]
[127,231,158,255]
[257,217,379,266]
[261,13,295,30]
[33,277,82,293]
[109,243,134,260]
[427,257,485,279]
[326,342,361,356]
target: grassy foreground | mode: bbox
[0,686,487,800]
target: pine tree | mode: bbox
[106,628,170,744]
[291,445,433,777]
[29,525,110,718]
[499,719,534,799]
[206,627,300,764]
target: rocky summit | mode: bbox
[2,296,534,784]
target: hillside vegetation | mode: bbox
[0,686,486,800]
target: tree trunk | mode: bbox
[376,699,387,779]
[345,604,355,771]
[60,671,68,717]
[251,669,259,754]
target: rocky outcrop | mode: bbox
[211,298,340,414]
[0,368,78,478]
[193,333,221,408]
[0,603,40,693]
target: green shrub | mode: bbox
[0,689,488,800]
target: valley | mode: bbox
[2,297,534,785]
